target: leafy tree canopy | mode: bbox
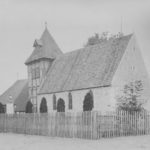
[57,98,65,112]
[25,101,33,113]
[117,80,146,112]
[40,98,48,113]
[83,91,94,111]
[85,32,124,47]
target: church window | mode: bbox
[35,67,40,78]
[31,67,40,79]
[31,69,35,79]
[68,92,72,110]
[53,94,57,110]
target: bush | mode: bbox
[83,91,93,111]
[57,98,65,112]
[117,80,145,112]
[25,101,33,113]
[0,102,5,113]
[85,32,124,47]
[40,98,48,113]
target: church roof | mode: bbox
[14,81,29,112]
[25,27,63,65]
[39,34,133,94]
[0,79,29,112]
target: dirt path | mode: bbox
[0,133,150,150]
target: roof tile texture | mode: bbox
[39,34,132,94]
[25,28,62,64]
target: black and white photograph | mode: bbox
[0,0,150,149]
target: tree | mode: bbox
[25,101,33,113]
[40,98,48,113]
[0,103,5,113]
[85,32,124,47]
[117,80,145,112]
[83,91,94,111]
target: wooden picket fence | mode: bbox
[0,110,150,140]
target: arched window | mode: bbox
[57,98,65,112]
[83,90,94,111]
[53,94,57,110]
[68,92,72,110]
[40,97,48,113]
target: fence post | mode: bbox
[24,114,27,135]
[0,110,149,139]
[92,111,98,139]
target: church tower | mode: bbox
[25,26,62,112]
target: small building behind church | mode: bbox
[0,79,28,114]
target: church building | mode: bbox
[26,27,150,113]
[25,27,62,112]
[0,26,150,113]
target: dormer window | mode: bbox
[33,39,43,47]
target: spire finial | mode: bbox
[45,21,47,29]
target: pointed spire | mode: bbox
[25,24,63,65]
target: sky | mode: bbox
[0,0,150,94]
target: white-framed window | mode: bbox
[31,67,40,79]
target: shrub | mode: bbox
[117,80,145,112]
[83,91,94,111]
[25,101,33,113]
[57,98,65,112]
[0,102,5,113]
[40,98,48,113]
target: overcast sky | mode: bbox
[0,0,150,94]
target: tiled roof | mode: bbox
[0,79,29,112]
[25,27,63,65]
[39,34,133,94]
[14,82,29,112]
